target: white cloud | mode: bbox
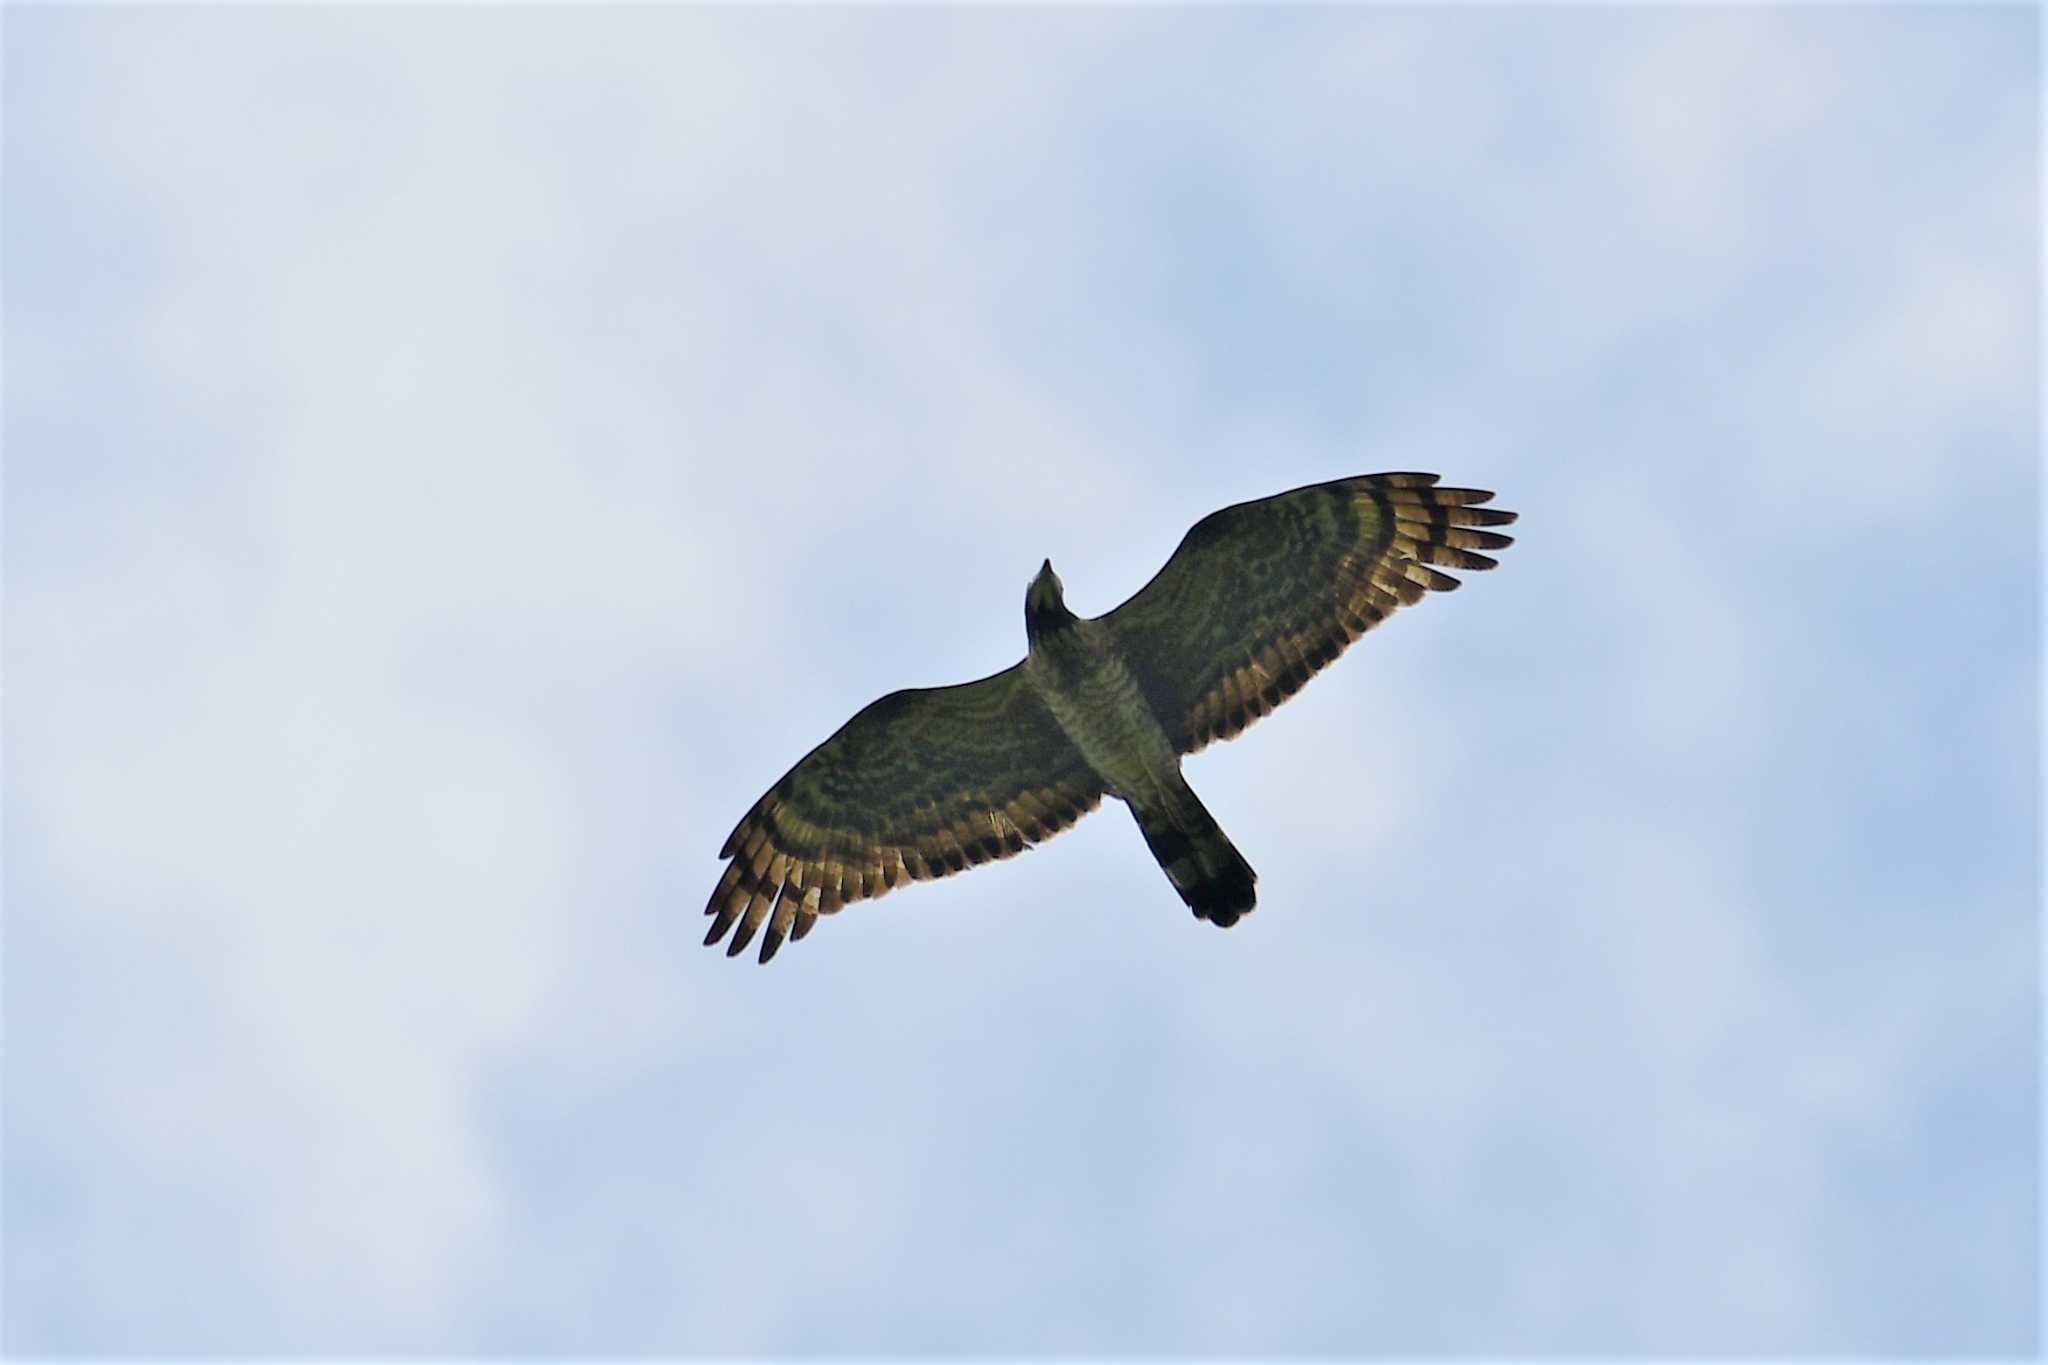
[6,4,2035,1354]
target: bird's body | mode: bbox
[1023,568,1258,925]
[706,472,1516,962]
[1023,595,1174,812]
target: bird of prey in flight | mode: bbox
[706,472,1516,963]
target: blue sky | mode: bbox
[4,4,2037,1355]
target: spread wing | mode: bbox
[707,663,1103,963]
[1102,472,1516,754]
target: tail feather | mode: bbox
[1134,785,1258,927]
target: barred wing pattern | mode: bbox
[706,665,1103,963]
[1103,473,1516,754]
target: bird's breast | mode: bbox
[1026,621,1178,802]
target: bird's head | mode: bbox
[1025,558,1075,643]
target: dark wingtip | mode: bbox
[725,919,758,958]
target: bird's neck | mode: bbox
[1025,599,1079,650]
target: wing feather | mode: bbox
[707,662,1103,963]
[1102,472,1516,754]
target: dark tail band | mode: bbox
[1133,788,1258,927]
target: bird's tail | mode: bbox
[1133,782,1258,927]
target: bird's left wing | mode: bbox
[707,663,1103,963]
[1101,472,1516,755]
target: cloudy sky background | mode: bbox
[5,5,2037,1355]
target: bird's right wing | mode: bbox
[707,663,1103,963]
[1101,473,1516,755]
